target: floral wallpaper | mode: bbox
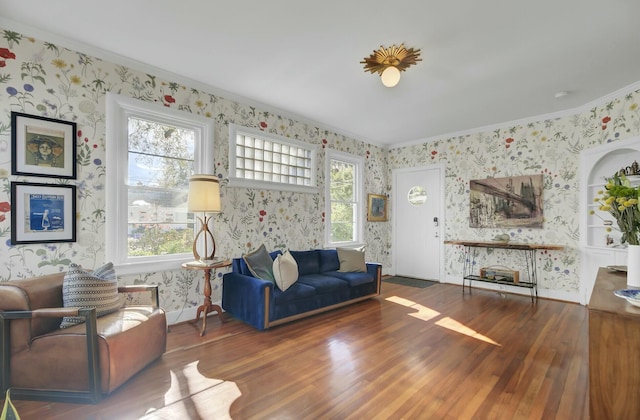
[389,89,640,299]
[1,26,639,316]
[0,28,389,321]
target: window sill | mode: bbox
[113,256,193,276]
[228,177,319,194]
[324,242,366,249]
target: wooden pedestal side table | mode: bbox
[182,259,231,336]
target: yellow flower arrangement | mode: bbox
[593,173,640,246]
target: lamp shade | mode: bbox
[380,66,401,88]
[188,174,221,212]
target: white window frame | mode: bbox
[228,123,318,193]
[106,92,214,275]
[324,149,365,248]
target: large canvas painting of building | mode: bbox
[469,175,543,228]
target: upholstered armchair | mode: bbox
[0,272,167,403]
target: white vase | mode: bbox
[627,244,640,288]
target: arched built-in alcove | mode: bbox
[580,136,640,304]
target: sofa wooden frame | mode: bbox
[0,284,160,404]
[260,264,382,330]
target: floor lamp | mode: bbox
[188,174,222,264]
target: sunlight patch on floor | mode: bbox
[141,362,241,419]
[388,295,442,321]
[435,317,501,345]
[386,295,501,346]
[385,295,417,307]
[165,361,224,403]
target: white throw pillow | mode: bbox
[273,250,299,291]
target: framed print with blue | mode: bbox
[11,111,77,179]
[10,182,77,244]
[367,193,387,222]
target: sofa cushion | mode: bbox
[337,247,367,272]
[326,270,374,287]
[243,244,275,282]
[319,249,340,272]
[273,250,299,291]
[60,262,122,328]
[290,250,320,276]
[297,273,348,294]
[272,282,316,304]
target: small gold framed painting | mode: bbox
[367,194,387,222]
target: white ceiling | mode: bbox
[1,0,639,147]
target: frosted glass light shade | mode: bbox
[381,66,401,87]
[188,174,221,212]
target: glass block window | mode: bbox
[229,124,318,192]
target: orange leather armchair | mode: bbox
[0,273,167,403]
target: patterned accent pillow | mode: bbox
[60,262,122,328]
[273,250,299,291]
[243,244,275,282]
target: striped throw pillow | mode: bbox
[60,262,122,328]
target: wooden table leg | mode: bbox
[193,268,227,336]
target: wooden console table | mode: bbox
[445,240,564,302]
[182,259,231,336]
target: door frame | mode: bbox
[392,164,446,281]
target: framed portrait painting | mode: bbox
[11,111,77,179]
[367,193,388,222]
[11,182,77,244]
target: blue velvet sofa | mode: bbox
[222,249,382,330]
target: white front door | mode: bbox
[393,165,444,280]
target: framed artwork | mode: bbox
[367,193,388,222]
[11,182,77,244]
[469,174,544,228]
[11,111,77,179]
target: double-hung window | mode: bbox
[325,149,364,247]
[106,93,214,274]
[228,124,318,193]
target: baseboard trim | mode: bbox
[443,274,580,304]
[165,305,213,326]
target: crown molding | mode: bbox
[390,80,640,150]
[4,17,637,152]
[0,17,383,149]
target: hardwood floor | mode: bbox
[5,282,589,419]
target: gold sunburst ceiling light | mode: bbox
[361,44,422,88]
